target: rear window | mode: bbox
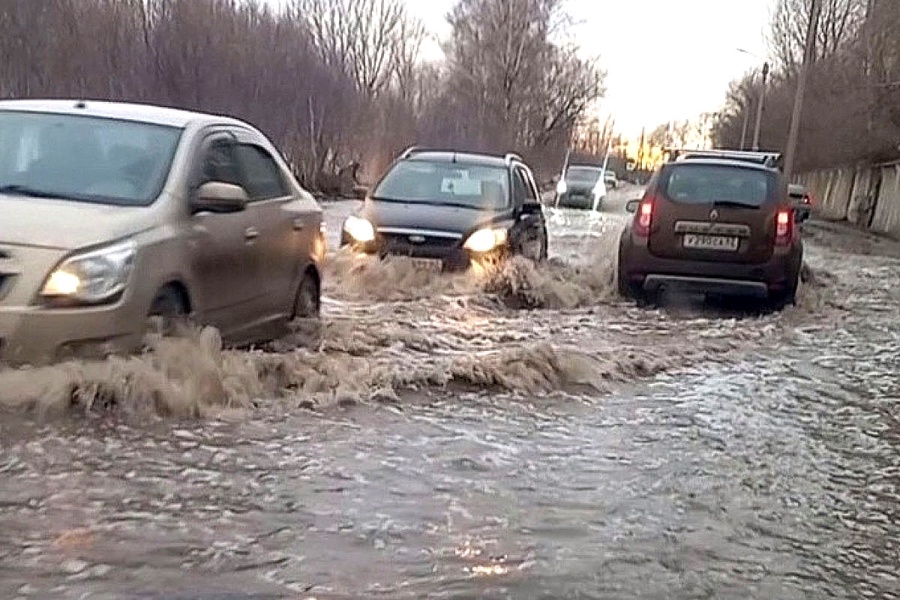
[566,167,602,183]
[664,164,774,206]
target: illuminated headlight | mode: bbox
[343,215,375,243]
[463,228,508,253]
[556,180,568,195]
[40,239,136,304]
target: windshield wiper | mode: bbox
[370,196,486,210]
[369,195,413,203]
[712,200,759,209]
[0,184,84,202]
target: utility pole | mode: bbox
[740,99,751,150]
[752,62,769,151]
[637,126,646,172]
[782,0,821,187]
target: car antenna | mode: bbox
[452,152,457,164]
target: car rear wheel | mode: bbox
[292,271,321,319]
[146,286,189,338]
[768,278,799,310]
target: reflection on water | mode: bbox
[1,190,898,598]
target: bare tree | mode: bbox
[294,0,424,98]
[769,0,867,71]
[0,0,608,186]
[439,0,604,167]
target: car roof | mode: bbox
[0,99,248,129]
[671,157,778,173]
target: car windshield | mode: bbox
[664,164,773,206]
[566,167,602,184]
[373,160,510,210]
[0,111,182,206]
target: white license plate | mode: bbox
[410,258,443,272]
[682,234,739,251]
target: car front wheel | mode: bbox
[146,286,189,338]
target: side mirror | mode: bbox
[192,182,248,214]
[796,207,811,223]
[625,199,641,214]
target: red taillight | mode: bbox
[634,199,653,237]
[775,210,792,246]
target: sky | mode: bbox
[265,0,777,139]
[404,0,776,139]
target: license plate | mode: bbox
[410,258,443,272]
[682,234,739,251]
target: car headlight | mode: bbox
[592,183,606,198]
[464,228,508,253]
[343,215,375,243]
[40,239,136,304]
[556,180,567,195]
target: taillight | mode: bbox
[634,199,654,237]
[775,210,793,246]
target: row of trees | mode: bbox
[0,0,605,188]
[712,0,900,171]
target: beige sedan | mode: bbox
[0,100,325,366]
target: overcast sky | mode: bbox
[405,0,775,138]
[264,0,776,138]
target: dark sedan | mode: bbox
[340,148,549,271]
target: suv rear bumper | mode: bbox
[642,274,768,297]
[619,233,802,297]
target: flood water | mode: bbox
[1,188,899,599]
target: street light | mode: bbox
[737,49,770,151]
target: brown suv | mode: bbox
[617,151,804,307]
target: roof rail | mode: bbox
[399,146,524,164]
[667,148,783,169]
[399,145,423,159]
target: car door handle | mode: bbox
[244,226,260,240]
[293,218,305,231]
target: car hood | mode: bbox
[0,195,153,250]
[358,199,510,234]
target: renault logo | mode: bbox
[409,235,426,243]
[709,209,719,221]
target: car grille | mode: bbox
[379,232,460,255]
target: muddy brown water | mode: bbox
[1,187,898,599]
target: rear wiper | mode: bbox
[712,200,759,209]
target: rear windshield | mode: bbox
[373,160,509,210]
[566,167,602,183]
[664,164,774,206]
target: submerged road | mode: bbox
[1,187,898,599]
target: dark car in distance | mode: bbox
[340,147,548,271]
[617,150,805,308]
[555,164,607,210]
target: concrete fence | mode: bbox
[796,159,900,237]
